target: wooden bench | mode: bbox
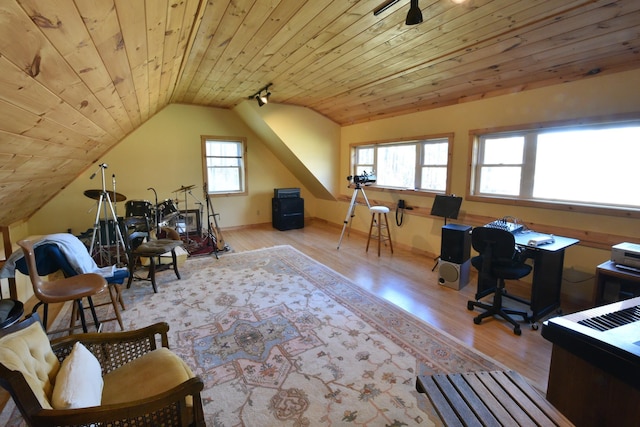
[416,370,574,427]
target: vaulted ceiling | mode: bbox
[0,0,639,227]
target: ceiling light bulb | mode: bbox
[406,0,423,25]
[259,91,270,105]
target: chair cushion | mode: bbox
[133,239,183,255]
[102,347,195,405]
[51,342,103,409]
[0,321,59,409]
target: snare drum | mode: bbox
[157,199,179,221]
[125,200,152,218]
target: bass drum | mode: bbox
[125,200,152,218]
[157,199,179,222]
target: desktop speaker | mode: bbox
[441,224,472,264]
[438,259,471,290]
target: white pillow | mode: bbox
[51,342,103,409]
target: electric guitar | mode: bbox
[203,183,226,252]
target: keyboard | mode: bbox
[485,220,523,234]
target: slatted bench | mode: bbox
[416,370,574,427]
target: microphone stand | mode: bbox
[147,187,159,235]
[112,174,121,264]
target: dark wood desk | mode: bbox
[475,232,579,323]
[593,260,640,306]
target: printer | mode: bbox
[611,242,640,269]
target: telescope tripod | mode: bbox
[89,164,126,266]
[337,184,371,250]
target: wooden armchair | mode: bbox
[0,314,205,426]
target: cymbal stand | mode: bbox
[188,184,217,258]
[89,164,126,266]
[111,173,121,265]
[337,183,371,249]
[180,187,191,245]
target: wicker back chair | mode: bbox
[0,314,205,426]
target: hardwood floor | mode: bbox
[221,219,563,394]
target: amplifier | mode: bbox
[274,187,300,198]
[611,242,640,269]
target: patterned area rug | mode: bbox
[2,245,503,426]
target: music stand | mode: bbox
[431,195,463,270]
[431,194,462,224]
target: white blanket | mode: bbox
[0,233,122,279]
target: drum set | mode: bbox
[119,185,202,242]
[123,198,180,229]
[84,175,214,266]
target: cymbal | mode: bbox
[83,189,127,202]
[173,184,195,193]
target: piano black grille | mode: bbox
[577,305,640,331]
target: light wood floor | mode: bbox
[221,219,581,394]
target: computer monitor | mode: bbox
[430,195,462,220]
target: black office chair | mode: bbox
[467,227,532,335]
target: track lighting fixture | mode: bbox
[372,0,423,25]
[249,83,272,107]
[373,0,400,16]
[405,0,423,25]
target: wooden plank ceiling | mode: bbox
[0,0,638,227]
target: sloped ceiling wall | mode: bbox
[234,101,340,200]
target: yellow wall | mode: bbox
[15,104,313,302]
[333,68,640,303]
[20,69,640,305]
[234,100,341,199]
[28,104,311,235]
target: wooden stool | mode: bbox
[366,206,393,256]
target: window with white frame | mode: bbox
[201,136,247,195]
[352,136,452,192]
[471,120,640,209]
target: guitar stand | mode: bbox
[202,187,218,259]
[203,182,231,257]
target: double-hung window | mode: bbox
[471,119,640,210]
[352,136,452,193]
[201,136,247,195]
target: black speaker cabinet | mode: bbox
[99,219,118,245]
[438,259,471,290]
[272,197,304,231]
[441,223,471,264]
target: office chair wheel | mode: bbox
[513,326,522,335]
[531,323,539,331]
[473,316,482,325]
[467,301,475,311]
